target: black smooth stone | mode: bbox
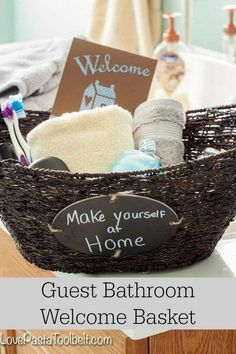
[29,156,70,172]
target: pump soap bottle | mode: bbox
[223,5,236,63]
[153,13,189,96]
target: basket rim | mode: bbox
[186,103,236,115]
[23,103,236,115]
[0,147,235,180]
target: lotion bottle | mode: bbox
[222,5,236,63]
[153,13,189,96]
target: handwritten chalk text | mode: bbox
[74,54,150,77]
[85,235,146,253]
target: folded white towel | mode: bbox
[27,105,134,173]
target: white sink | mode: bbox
[150,53,236,110]
[187,53,236,109]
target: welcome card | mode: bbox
[52,38,157,116]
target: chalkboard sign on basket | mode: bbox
[52,194,180,257]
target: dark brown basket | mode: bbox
[0,105,235,274]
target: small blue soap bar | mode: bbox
[112,149,161,173]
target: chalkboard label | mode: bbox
[52,194,179,257]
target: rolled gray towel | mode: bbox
[133,98,186,166]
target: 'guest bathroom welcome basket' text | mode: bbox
[0,105,235,273]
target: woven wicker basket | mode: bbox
[0,105,235,274]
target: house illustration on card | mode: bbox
[80,80,117,111]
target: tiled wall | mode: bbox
[0,0,92,43]
[0,0,14,43]
[2,0,236,51]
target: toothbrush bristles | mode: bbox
[1,103,14,120]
